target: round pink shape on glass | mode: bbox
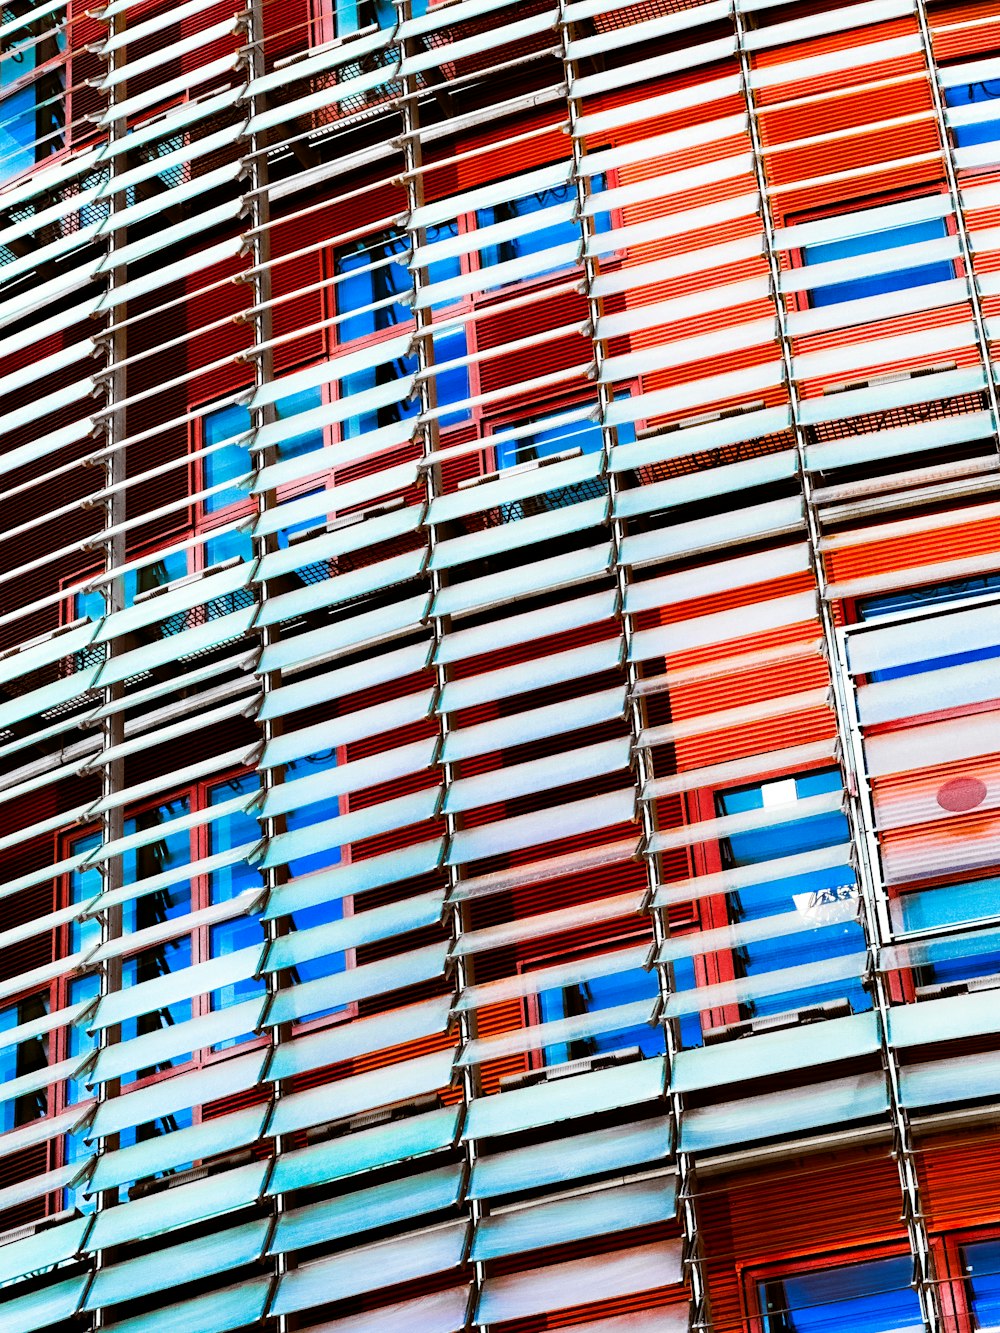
[936,777,988,812]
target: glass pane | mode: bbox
[945,80,1000,148]
[475,177,605,284]
[858,575,1000,680]
[963,1239,1000,1330]
[759,1255,921,1332]
[64,972,101,1212]
[204,403,252,514]
[125,549,188,611]
[205,528,253,567]
[209,772,265,1040]
[537,964,664,1066]
[803,214,953,308]
[432,324,469,427]
[342,351,420,439]
[717,770,868,1017]
[276,386,325,460]
[0,995,49,1134]
[282,752,347,1019]
[70,831,103,954]
[335,230,412,343]
[0,85,37,183]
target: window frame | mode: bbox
[46,762,357,1188]
[783,183,958,316]
[0,2,68,186]
[516,928,665,1074]
[742,1242,924,1333]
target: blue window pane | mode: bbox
[124,549,188,608]
[122,799,193,938]
[425,219,462,295]
[0,85,37,184]
[495,410,605,471]
[760,1256,921,1333]
[477,180,577,279]
[209,773,265,1031]
[432,324,470,426]
[342,352,420,439]
[66,973,101,1110]
[74,586,107,622]
[335,230,412,343]
[944,80,1000,148]
[276,385,325,460]
[0,995,49,1135]
[276,489,327,551]
[475,175,606,286]
[204,403,252,513]
[119,1106,194,1154]
[494,393,634,474]
[63,1128,96,1214]
[122,940,193,1081]
[804,214,953,308]
[718,770,868,1017]
[285,751,341,882]
[964,1240,1000,1329]
[671,955,703,1050]
[205,528,253,567]
[537,965,664,1067]
[284,752,346,1016]
[335,0,405,34]
[859,575,1000,680]
[70,831,103,956]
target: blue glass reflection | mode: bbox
[964,1240,1000,1329]
[945,80,1000,149]
[204,403,252,513]
[759,1255,921,1332]
[336,231,411,343]
[718,770,868,1016]
[804,215,953,308]
[538,966,664,1067]
[209,772,266,1029]
[0,995,49,1135]
[859,575,1000,681]
[476,175,609,283]
[0,85,37,184]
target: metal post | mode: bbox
[556,5,713,1328]
[733,10,942,1328]
[396,2,482,1325]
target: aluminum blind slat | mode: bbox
[84,1160,270,1254]
[101,1279,272,1333]
[272,1165,464,1256]
[267,995,452,1083]
[468,1117,671,1201]
[471,1176,675,1262]
[475,1240,682,1326]
[268,1105,461,1196]
[89,1105,270,1195]
[271,1221,469,1318]
[267,1047,457,1139]
[84,1219,271,1311]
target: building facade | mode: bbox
[0,0,999,1329]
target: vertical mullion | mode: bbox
[397,1,480,1324]
[92,0,127,1278]
[242,0,286,1320]
[556,8,713,1329]
[733,11,942,1331]
[914,0,1000,452]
